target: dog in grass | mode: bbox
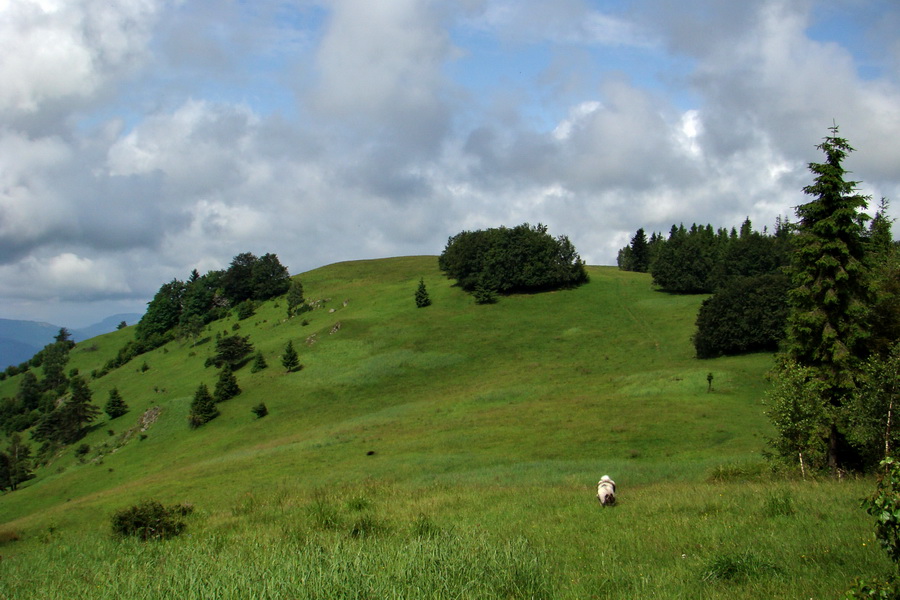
[597,475,616,506]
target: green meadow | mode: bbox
[0,257,890,598]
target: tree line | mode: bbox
[94,252,294,379]
[618,218,796,357]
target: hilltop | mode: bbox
[0,257,886,598]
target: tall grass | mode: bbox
[1,478,890,598]
[1,511,553,600]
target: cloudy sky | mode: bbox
[2,0,899,327]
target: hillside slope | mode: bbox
[1,256,772,523]
[0,257,886,599]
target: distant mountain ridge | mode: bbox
[0,313,142,369]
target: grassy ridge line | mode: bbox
[2,258,767,525]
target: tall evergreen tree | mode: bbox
[2,433,34,491]
[769,126,873,472]
[630,228,650,273]
[59,375,101,444]
[213,364,241,403]
[188,383,219,428]
[104,387,129,419]
[40,341,70,392]
[281,340,300,373]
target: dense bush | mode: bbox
[438,223,588,296]
[693,274,791,358]
[110,500,192,541]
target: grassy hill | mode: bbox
[0,257,889,598]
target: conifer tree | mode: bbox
[630,228,650,272]
[250,351,268,373]
[415,278,431,308]
[188,383,219,428]
[104,387,129,419]
[769,126,873,473]
[213,364,241,403]
[60,375,101,444]
[281,340,301,373]
[2,433,34,491]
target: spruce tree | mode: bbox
[769,125,873,472]
[281,340,301,373]
[3,433,34,491]
[60,375,101,444]
[415,278,431,308]
[188,383,219,428]
[104,388,129,419]
[250,351,268,373]
[630,228,650,273]
[213,364,241,403]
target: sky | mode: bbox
[2,0,900,327]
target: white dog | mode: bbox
[597,475,616,506]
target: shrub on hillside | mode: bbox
[111,499,193,541]
[693,274,791,358]
[438,223,588,297]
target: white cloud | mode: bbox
[0,0,163,116]
[0,130,75,257]
[0,252,131,301]
[310,0,455,151]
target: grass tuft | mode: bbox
[707,462,769,482]
[762,490,796,517]
[701,550,780,583]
